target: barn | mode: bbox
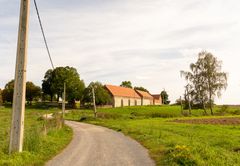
[152,94,162,105]
[105,85,141,107]
[135,90,154,105]
[105,85,158,108]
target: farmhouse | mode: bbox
[135,90,154,105]
[105,85,161,108]
[152,94,162,105]
[105,85,141,107]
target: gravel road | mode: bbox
[46,121,155,166]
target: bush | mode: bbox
[232,109,240,115]
[216,105,229,115]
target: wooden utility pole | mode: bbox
[62,83,66,123]
[92,87,97,118]
[9,0,30,153]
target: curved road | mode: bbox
[46,121,155,166]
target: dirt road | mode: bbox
[46,121,155,166]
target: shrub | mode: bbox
[232,109,240,115]
[216,105,229,115]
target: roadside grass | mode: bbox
[65,105,240,121]
[65,105,240,166]
[0,107,73,166]
[89,118,240,166]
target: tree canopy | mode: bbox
[2,80,42,104]
[42,66,85,107]
[26,82,42,105]
[120,81,133,88]
[2,80,14,103]
[134,86,149,93]
[181,51,227,115]
[42,69,54,101]
[82,82,111,106]
[161,90,170,105]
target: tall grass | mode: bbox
[0,107,73,166]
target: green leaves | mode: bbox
[181,51,228,113]
[82,82,111,106]
[42,66,85,107]
[120,81,133,88]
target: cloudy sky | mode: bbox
[0,0,240,104]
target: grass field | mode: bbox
[0,107,73,166]
[66,105,240,166]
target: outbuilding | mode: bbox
[105,85,142,107]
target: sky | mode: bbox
[0,0,240,104]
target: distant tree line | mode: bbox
[0,66,173,108]
[0,66,112,108]
[1,80,41,105]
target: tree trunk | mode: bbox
[180,96,184,115]
[186,88,191,115]
[201,99,207,114]
[69,100,76,109]
[209,92,213,115]
[50,94,53,102]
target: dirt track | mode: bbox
[46,121,155,166]
[172,117,240,125]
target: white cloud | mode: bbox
[1,0,240,104]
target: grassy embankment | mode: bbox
[66,105,240,166]
[0,107,73,166]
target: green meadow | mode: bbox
[0,107,73,166]
[1,105,239,165]
[66,105,240,166]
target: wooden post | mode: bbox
[9,0,30,153]
[180,96,183,115]
[92,87,97,118]
[186,84,192,115]
[62,83,66,123]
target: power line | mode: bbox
[33,0,55,69]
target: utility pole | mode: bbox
[92,87,97,118]
[62,83,66,123]
[9,0,30,153]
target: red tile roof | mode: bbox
[105,85,141,99]
[152,94,162,104]
[152,94,161,99]
[136,90,153,99]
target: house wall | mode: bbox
[153,97,162,105]
[153,100,161,105]
[113,96,141,107]
[142,98,153,106]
